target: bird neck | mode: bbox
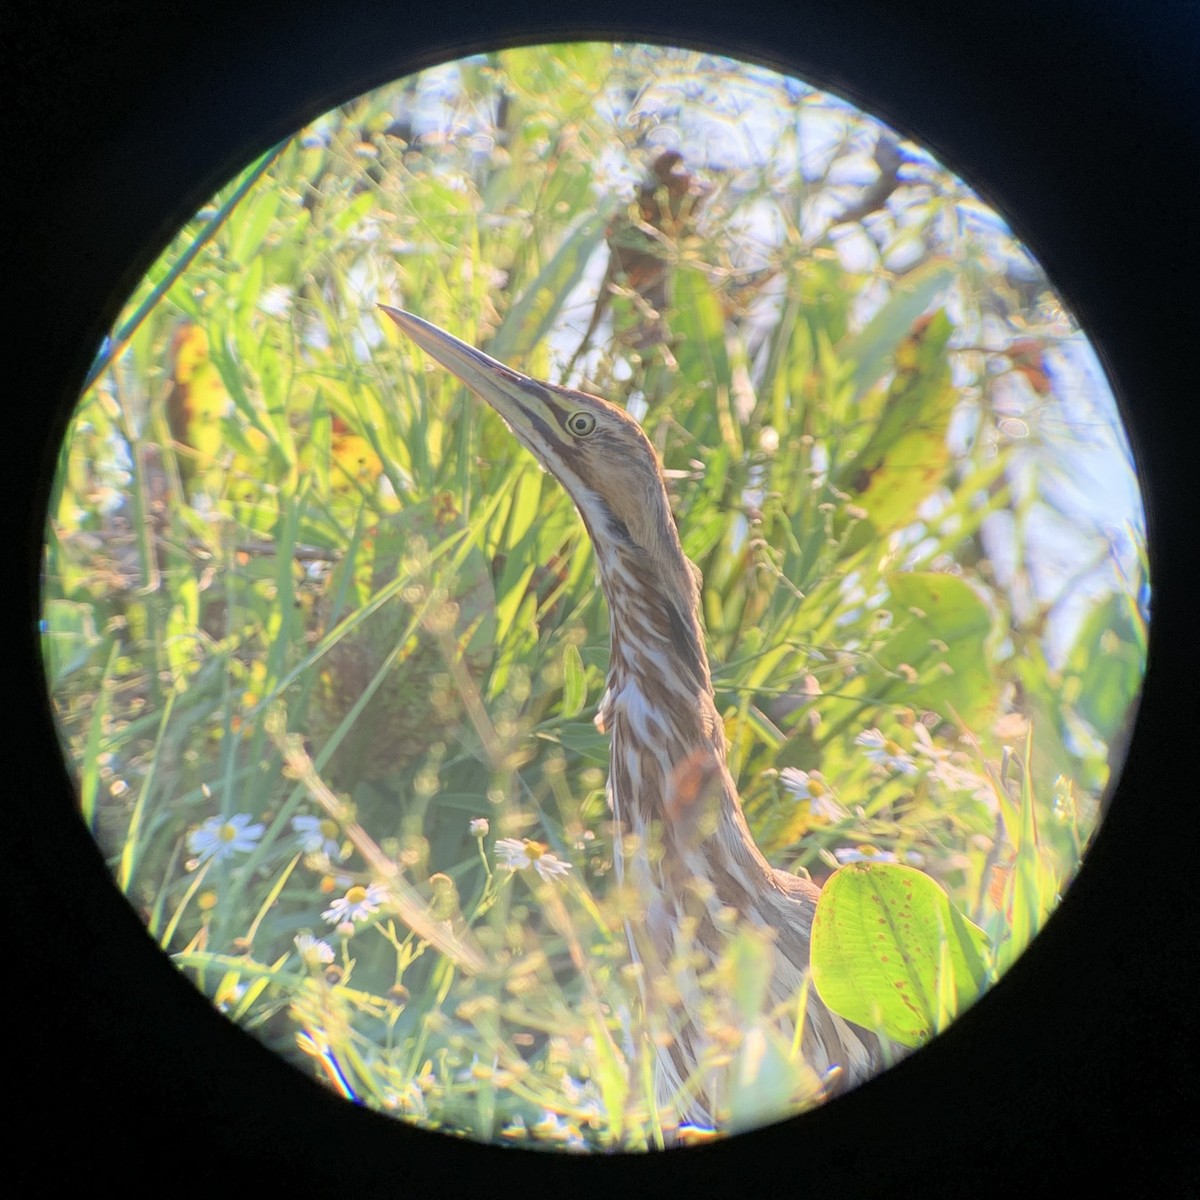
[592,532,724,765]
[594,531,788,925]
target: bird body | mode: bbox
[381,307,878,1127]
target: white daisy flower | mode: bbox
[532,1110,588,1149]
[494,837,573,881]
[214,980,247,1012]
[911,725,996,804]
[292,814,343,859]
[294,932,335,967]
[322,881,387,925]
[834,845,899,865]
[560,1075,603,1124]
[855,728,919,775]
[779,768,848,822]
[500,1115,528,1140]
[188,813,265,863]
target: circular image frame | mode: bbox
[14,2,1195,1190]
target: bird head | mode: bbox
[380,307,692,590]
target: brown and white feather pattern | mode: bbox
[591,527,877,1125]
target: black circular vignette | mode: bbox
[9,0,1198,1194]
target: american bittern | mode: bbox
[381,307,879,1126]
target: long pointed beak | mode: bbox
[379,306,550,442]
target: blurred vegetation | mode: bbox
[42,44,1146,1148]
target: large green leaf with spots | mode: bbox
[811,862,990,1048]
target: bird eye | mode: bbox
[566,411,597,437]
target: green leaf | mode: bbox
[1000,725,1060,969]
[560,641,587,719]
[78,641,121,829]
[504,465,543,551]
[727,1023,816,1133]
[723,926,774,1024]
[164,575,201,688]
[671,269,732,443]
[878,571,998,727]
[1064,593,1146,743]
[490,207,613,359]
[236,251,266,316]
[838,310,957,532]
[491,469,544,652]
[811,862,990,1047]
[227,188,282,264]
[41,598,102,684]
[587,1008,628,1140]
[306,389,333,505]
[844,259,956,402]
[551,720,610,765]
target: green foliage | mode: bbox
[42,44,1146,1148]
[878,572,997,728]
[811,862,989,1047]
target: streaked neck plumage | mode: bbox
[583,483,723,804]
[582,487,776,896]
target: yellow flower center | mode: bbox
[218,823,238,843]
[345,885,368,904]
[523,841,545,861]
[809,777,826,797]
[320,818,339,840]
